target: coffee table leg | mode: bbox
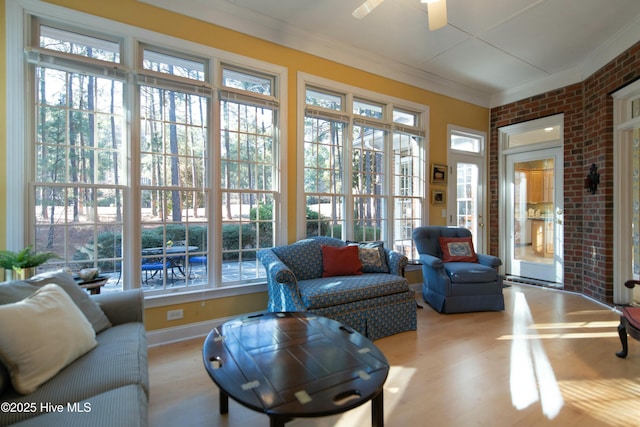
[219,388,229,414]
[269,415,287,427]
[371,389,384,427]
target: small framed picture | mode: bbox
[431,163,448,184]
[432,189,446,204]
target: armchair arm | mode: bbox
[386,249,408,276]
[418,253,444,270]
[256,249,305,311]
[418,253,451,295]
[257,249,297,284]
[477,253,502,269]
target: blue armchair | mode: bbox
[412,226,504,313]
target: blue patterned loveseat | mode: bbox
[256,237,417,341]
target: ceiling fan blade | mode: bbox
[352,0,385,19]
[427,0,447,30]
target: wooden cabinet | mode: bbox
[527,170,544,202]
[530,219,554,257]
[525,169,553,203]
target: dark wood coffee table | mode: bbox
[202,312,389,427]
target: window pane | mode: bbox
[304,115,346,238]
[36,69,124,185]
[393,109,417,126]
[353,99,383,119]
[143,49,205,82]
[33,186,124,281]
[139,80,209,290]
[304,85,423,249]
[34,63,125,289]
[140,86,208,189]
[140,189,209,290]
[220,98,276,284]
[451,133,481,153]
[222,68,272,96]
[39,25,120,63]
[392,132,423,258]
[353,125,386,242]
[306,88,343,111]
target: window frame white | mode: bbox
[296,72,428,254]
[6,0,288,304]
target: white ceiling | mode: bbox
[141,0,640,107]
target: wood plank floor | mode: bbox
[148,284,640,426]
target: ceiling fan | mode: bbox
[352,0,447,31]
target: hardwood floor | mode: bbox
[148,284,640,426]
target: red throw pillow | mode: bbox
[439,237,478,263]
[321,245,363,277]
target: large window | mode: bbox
[17,13,283,295]
[302,82,426,257]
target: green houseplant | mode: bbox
[0,246,60,280]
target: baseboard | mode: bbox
[149,284,423,347]
[146,310,265,347]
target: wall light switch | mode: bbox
[167,309,183,321]
[441,209,446,218]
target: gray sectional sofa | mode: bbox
[0,271,148,427]
[257,236,417,341]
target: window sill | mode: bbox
[143,282,267,308]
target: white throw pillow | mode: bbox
[0,283,97,394]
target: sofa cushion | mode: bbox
[444,262,497,283]
[9,384,147,427]
[321,245,362,277]
[439,237,478,263]
[272,239,323,280]
[349,241,390,273]
[0,284,97,395]
[298,273,410,309]
[27,270,112,333]
[0,322,148,426]
[0,270,111,333]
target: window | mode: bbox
[302,82,426,257]
[219,67,278,285]
[31,23,126,279]
[138,47,210,291]
[18,14,283,296]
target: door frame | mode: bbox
[447,125,487,251]
[504,147,563,283]
[612,81,640,304]
[498,115,564,283]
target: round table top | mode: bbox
[202,312,389,418]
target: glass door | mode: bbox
[448,159,482,248]
[448,127,486,250]
[506,147,563,283]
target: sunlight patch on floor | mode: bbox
[529,320,619,329]
[559,378,640,426]
[510,291,564,419]
[499,331,619,340]
[287,365,416,427]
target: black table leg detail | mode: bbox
[371,389,384,427]
[269,415,290,427]
[616,320,628,358]
[219,388,229,414]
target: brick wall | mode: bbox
[489,41,640,304]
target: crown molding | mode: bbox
[490,17,640,108]
[139,0,491,107]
